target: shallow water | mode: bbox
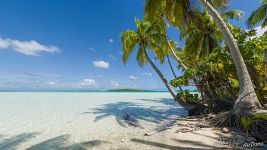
[0,92,187,149]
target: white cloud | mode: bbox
[129,75,139,80]
[78,78,96,87]
[254,26,267,37]
[0,37,60,56]
[109,38,114,43]
[0,72,63,90]
[109,81,120,88]
[47,81,58,86]
[109,81,138,89]
[144,72,152,76]
[0,39,9,48]
[88,47,95,51]
[92,60,110,69]
[108,54,116,60]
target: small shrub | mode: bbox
[240,114,266,138]
[240,117,255,137]
[176,90,199,104]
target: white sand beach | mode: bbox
[0,92,186,149]
[1,92,264,150]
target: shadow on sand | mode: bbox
[0,133,109,150]
[131,138,215,150]
[81,98,187,127]
[27,134,109,150]
[0,133,39,150]
[0,98,190,149]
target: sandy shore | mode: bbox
[0,92,265,150]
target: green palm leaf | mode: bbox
[121,30,139,64]
[136,46,147,66]
[247,0,267,27]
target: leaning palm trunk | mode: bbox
[166,42,205,99]
[199,0,261,116]
[167,42,188,70]
[145,51,177,98]
[167,55,183,92]
[144,51,194,110]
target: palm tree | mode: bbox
[145,3,222,100]
[247,0,267,64]
[166,54,183,92]
[145,0,262,116]
[181,11,222,58]
[199,0,261,116]
[121,19,194,110]
[247,0,267,28]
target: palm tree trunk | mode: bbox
[167,55,183,92]
[167,42,204,99]
[167,42,188,70]
[144,50,195,110]
[199,0,261,115]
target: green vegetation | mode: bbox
[176,90,198,104]
[247,0,267,28]
[121,0,267,141]
[241,113,267,138]
[240,117,255,137]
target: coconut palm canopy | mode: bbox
[0,0,264,93]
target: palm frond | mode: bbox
[247,2,267,28]
[136,46,148,66]
[208,0,230,10]
[121,30,139,64]
[221,9,244,20]
[145,0,165,22]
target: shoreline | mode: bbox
[0,92,265,149]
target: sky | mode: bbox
[0,0,263,91]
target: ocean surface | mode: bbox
[0,92,187,149]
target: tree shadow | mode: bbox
[81,140,110,148]
[0,134,5,140]
[171,138,215,149]
[0,133,39,150]
[81,98,187,127]
[138,98,179,106]
[131,138,214,150]
[138,98,188,116]
[27,134,109,150]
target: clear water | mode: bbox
[0,92,187,149]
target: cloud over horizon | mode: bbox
[78,78,96,88]
[92,60,110,69]
[109,80,120,88]
[47,81,58,87]
[0,72,63,90]
[129,75,138,80]
[0,37,60,56]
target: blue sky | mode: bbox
[0,0,262,91]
